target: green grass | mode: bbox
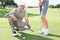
[0,8,60,40]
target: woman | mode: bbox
[5,2,33,36]
[38,0,49,35]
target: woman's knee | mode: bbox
[41,15,46,20]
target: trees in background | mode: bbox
[0,0,60,8]
[49,4,60,8]
[0,0,17,8]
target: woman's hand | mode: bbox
[38,0,45,6]
[38,0,42,6]
[38,2,42,6]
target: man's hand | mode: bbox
[9,15,17,21]
[5,14,10,18]
[12,17,17,21]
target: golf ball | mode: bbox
[23,37,25,39]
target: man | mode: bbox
[5,2,33,36]
[38,0,49,35]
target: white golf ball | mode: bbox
[23,37,25,39]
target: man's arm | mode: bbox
[5,8,17,21]
[5,14,14,18]
[25,17,29,25]
[24,11,29,25]
[5,14,17,21]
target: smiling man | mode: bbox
[5,2,33,36]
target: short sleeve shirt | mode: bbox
[5,8,28,17]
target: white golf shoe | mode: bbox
[38,28,49,36]
[43,29,49,36]
[38,28,45,34]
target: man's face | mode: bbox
[18,5,25,10]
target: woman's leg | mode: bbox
[39,0,49,35]
[41,15,48,29]
[41,15,49,35]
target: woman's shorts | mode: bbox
[40,0,49,15]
